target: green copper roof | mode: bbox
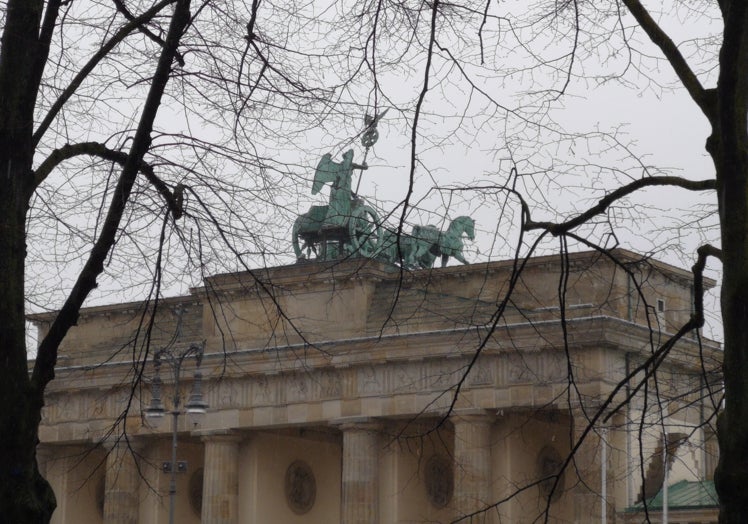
[627,480,718,511]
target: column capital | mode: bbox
[193,429,244,443]
[98,436,145,453]
[451,409,495,425]
[333,416,383,433]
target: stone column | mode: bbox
[340,420,381,524]
[41,445,71,521]
[201,432,242,524]
[103,439,141,524]
[570,408,602,523]
[452,412,494,523]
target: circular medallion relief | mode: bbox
[424,454,454,508]
[285,460,316,515]
[537,446,564,502]
[189,468,204,516]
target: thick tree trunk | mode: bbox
[0,1,58,521]
[715,149,748,523]
[0,0,189,520]
[0,196,55,521]
[711,3,748,523]
[716,260,748,524]
[0,110,56,524]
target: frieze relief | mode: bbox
[239,358,485,411]
[357,365,384,395]
[287,372,310,402]
[42,394,62,424]
[540,352,566,382]
[505,351,569,385]
[317,368,342,398]
[76,394,89,421]
[51,393,78,422]
[507,353,539,384]
[388,362,421,393]
[45,387,150,424]
[466,357,493,386]
[423,359,463,390]
[112,388,132,415]
[42,353,545,428]
[252,374,275,405]
[90,392,107,418]
[40,404,51,424]
[214,379,242,408]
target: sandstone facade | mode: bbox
[31,249,721,523]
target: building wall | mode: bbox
[47,446,106,524]
[138,440,204,524]
[32,250,721,523]
[239,432,341,524]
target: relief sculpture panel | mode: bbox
[389,362,421,393]
[318,368,342,399]
[357,365,384,395]
[507,353,538,384]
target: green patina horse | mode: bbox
[378,216,475,269]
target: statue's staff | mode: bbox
[355,108,388,195]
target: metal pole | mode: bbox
[145,316,208,524]
[169,409,178,524]
[601,427,607,524]
[355,108,387,195]
[663,431,668,524]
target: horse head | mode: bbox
[452,216,476,240]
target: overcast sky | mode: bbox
[25,0,725,344]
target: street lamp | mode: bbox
[145,341,208,524]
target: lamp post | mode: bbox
[144,341,208,524]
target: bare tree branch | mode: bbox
[33,141,184,219]
[692,243,722,327]
[112,0,185,66]
[31,0,192,396]
[622,0,716,118]
[32,0,177,148]
[524,175,716,235]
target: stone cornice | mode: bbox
[27,295,202,324]
[43,315,720,389]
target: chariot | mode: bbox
[292,196,381,260]
[292,150,382,260]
